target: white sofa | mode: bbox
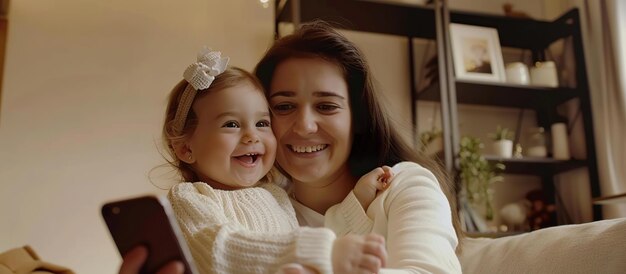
[458,218,626,274]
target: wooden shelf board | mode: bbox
[450,10,573,49]
[417,80,579,109]
[593,193,626,205]
[484,156,587,175]
[277,0,436,39]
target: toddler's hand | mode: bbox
[353,166,393,210]
[332,233,387,274]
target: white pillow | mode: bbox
[458,218,626,274]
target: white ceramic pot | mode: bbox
[505,62,530,85]
[530,61,559,87]
[493,139,513,158]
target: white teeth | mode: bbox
[291,145,327,153]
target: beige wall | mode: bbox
[0,0,273,272]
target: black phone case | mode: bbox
[102,196,197,274]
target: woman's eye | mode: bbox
[256,120,271,127]
[222,121,240,128]
[272,103,295,113]
[317,104,340,112]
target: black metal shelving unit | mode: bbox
[274,0,601,222]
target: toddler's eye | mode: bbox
[222,121,240,128]
[256,120,271,127]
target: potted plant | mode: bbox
[419,128,443,156]
[489,125,514,158]
[459,136,505,221]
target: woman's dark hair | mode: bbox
[254,21,462,248]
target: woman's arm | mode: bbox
[323,162,461,274]
[379,162,461,274]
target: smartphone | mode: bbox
[101,195,198,274]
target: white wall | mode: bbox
[0,0,273,272]
[343,30,414,143]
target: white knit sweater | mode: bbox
[292,161,462,274]
[168,182,336,274]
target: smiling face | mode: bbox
[186,82,276,189]
[268,58,353,188]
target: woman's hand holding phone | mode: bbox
[119,246,184,274]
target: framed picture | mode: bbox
[449,23,505,82]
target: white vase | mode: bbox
[493,140,513,158]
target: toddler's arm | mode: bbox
[169,183,387,274]
[353,165,393,211]
[276,233,387,274]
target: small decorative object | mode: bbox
[459,136,505,221]
[513,143,523,158]
[258,0,270,8]
[449,24,506,83]
[530,61,559,87]
[419,128,443,156]
[505,62,530,85]
[526,189,556,230]
[527,127,548,157]
[551,122,570,160]
[499,201,530,231]
[489,126,514,158]
[503,3,533,19]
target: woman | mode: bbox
[255,21,462,273]
[120,21,461,274]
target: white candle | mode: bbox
[551,123,570,160]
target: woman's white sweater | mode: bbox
[292,161,462,274]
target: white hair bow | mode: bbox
[172,47,230,133]
[183,47,230,90]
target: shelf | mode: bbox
[593,193,626,205]
[417,80,580,109]
[484,156,587,175]
[277,0,436,38]
[450,9,573,49]
[277,1,577,49]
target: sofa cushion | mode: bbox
[458,218,626,274]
